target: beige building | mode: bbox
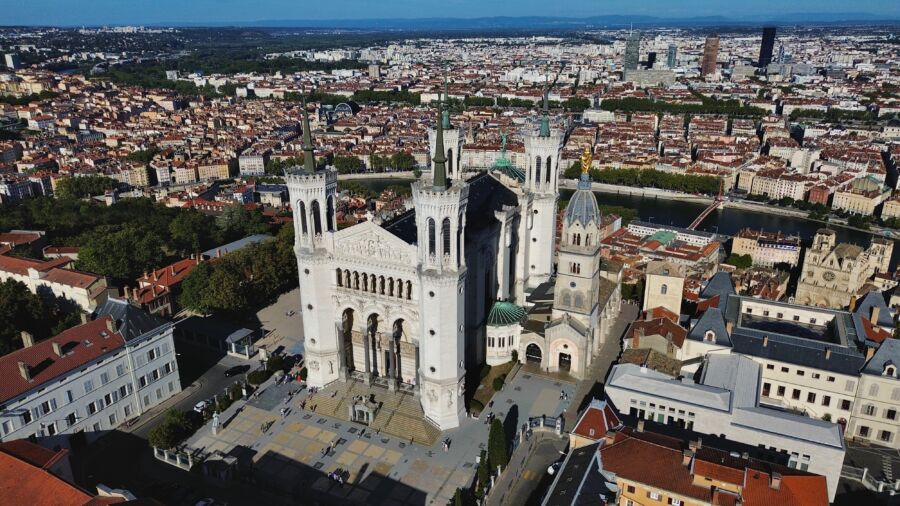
[749,169,808,201]
[198,160,232,181]
[731,228,802,268]
[831,177,891,216]
[881,196,900,220]
[173,165,198,185]
[794,230,893,309]
[642,261,686,316]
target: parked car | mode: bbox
[224,365,250,377]
[193,400,211,413]
[547,462,562,476]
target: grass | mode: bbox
[472,362,515,412]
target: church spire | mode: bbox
[432,90,448,191]
[301,95,316,174]
[442,70,452,130]
[539,82,551,138]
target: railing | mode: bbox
[842,465,900,493]
[153,446,202,471]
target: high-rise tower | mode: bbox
[623,31,641,71]
[701,35,720,76]
[759,27,777,68]
[667,43,677,68]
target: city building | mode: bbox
[759,27,777,67]
[831,176,891,216]
[795,230,893,309]
[730,228,802,268]
[667,43,677,68]
[0,299,181,447]
[605,355,845,500]
[623,31,641,71]
[0,254,108,312]
[701,35,720,76]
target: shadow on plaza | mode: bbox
[253,448,428,506]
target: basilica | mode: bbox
[286,86,621,431]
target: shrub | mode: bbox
[147,409,201,449]
[247,369,272,385]
[492,376,505,392]
[300,367,308,381]
[488,419,509,471]
[266,354,285,372]
[479,364,492,381]
[469,398,484,414]
[511,350,518,363]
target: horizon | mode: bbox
[3,0,900,27]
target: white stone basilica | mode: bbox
[286,88,619,431]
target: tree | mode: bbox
[391,152,417,171]
[724,253,753,269]
[179,262,214,314]
[0,280,49,355]
[488,418,509,471]
[563,161,582,179]
[169,210,217,255]
[147,409,199,449]
[334,155,363,174]
[55,175,118,199]
[475,450,490,498]
[77,224,164,281]
[216,204,270,240]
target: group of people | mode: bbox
[559,390,569,401]
[441,438,452,452]
[328,469,345,485]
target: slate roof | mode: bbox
[700,271,736,302]
[564,185,601,227]
[862,338,900,375]
[729,330,865,376]
[93,298,169,342]
[852,291,895,346]
[381,208,417,244]
[687,307,732,347]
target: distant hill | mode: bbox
[163,12,897,30]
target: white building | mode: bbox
[605,355,846,501]
[0,299,181,447]
[0,255,108,312]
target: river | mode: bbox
[352,178,900,270]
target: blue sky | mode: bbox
[3,0,898,26]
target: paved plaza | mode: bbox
[187,365,576,505]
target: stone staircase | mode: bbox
[312,380,440,445]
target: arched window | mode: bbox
[326,196,335,232]
[442,217,452,257]
[660,284,668,295]
[388,278,395,297]
[447,149,453,177]
[362,273,368,292]
[379,276,385,295]
[585,234,592,246]
[574,293,584,309]
[406,280,412,300]
[573,233,581,246]
[311,200,322,235]
[561,291,572,306]
[336,268,343,286]
[534,156,542,185]
[353,272,360,290]
[887,366,896,377]
[298,201,308,235]
[546,156,552,183]
[396,280,404,299]
[428,218,436,256]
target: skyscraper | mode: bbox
[758,26,776,67]
[646,51,657,69]
[701,35,719,76]
[623,31,641,71]
[667,44,677,68]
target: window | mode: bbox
[119,385,129,398]
[87,401,98,415]
[155,388,163,400]
[845,380,855,393]
[777,313,783,318]
[869,384,880,396]
[863,405,877,416]
[151,369,160,381]
[124,404,132,417]
[670,499,682,506]
[648,491,661,500]
[822,395,831,407]
[66,390,74,403]
[139,376,147,388]
[93,423,101,432]
[859,426,871,438]
[807,392,816,403]
[66,412,77,427]
[660,284,668,295]
[1,420,12,435]
[116,364,126,377]
[886,409,897,421]
[109,413,117,426]
[164,362,172,374]
[793,315,800,321]
[827,376,835,382]
[791,389,801,400]
[100,372,109,385]
[893,388,900,401]
[777,386,786,397]
[880,431,893,443]
[168,382,174,393]
[143,395,150,407]
[39,399,56,416]
[812,373,820,379]
[84,379,94,393]
[841,400,852,411]
[45,422,56,436]
[796,370,805,377]
[766,364,775,370]
[147,348,157,361]
[21,410,32,425]
[626,485,636,494]
[781,367,789,373]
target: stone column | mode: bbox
[388,338,397,392]
[362,327,371,385]
[336,322,348,381]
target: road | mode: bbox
[488,434,568,506]
[127,351,250,439]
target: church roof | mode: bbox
[487,300,527,327]
[564,187,601,227]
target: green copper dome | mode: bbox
[487,300,527,327]
[491,131,524,182]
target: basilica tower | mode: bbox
[428,73,464,181]
[523,91,563,287]
[413,91,467,430]
[286,101,339,388]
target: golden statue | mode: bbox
[580,146,593,175]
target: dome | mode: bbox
[487,300,527,327]
[564,187,601,227]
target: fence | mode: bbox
[841,465,900,494]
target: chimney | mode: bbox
[124,286,132,300]
[689,437,703,450]
[763,335,769,347]
[152,270,158,281]
[637,420,645,432]
[604,429,618,446]
[17,361,30,381]
[866,346,876,361]
[170,266,176,276]
[20,331,34,348]
[849,296,858,312]
[770,472,782,490]
[682,449,694,466]
[80,312,89,324]
[871,306,881,324]
[52,341,63,357]
[105,318,116,334]
[825,348,832,360]
[726,320,735,335]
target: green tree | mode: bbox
[77,224,164,280]
[475,450,490,498]
[563,161,582,179]
[179,262,214,314]
[391,152,417,171]
[488,418,509,471]
[216,204,270,240]
[724,253,753,269]
[125,148,159,164]
[0,280,49,355]
[333,155,363,174]
[147,409,199,449]
[55,175,118,199]
[169,210,217,255]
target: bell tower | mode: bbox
[413,89,467,430]
[286,99,339,388]
[429,70,464,181]
[523,87,563,287]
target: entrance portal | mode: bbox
[558,352,572,371]
[526,343,542,364]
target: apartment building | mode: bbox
[730,228,802,268]
[0,255,108,312]
[831,176,891,216]
[0,299,181,448]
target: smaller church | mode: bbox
[485,148,623,380]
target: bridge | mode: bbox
[687,196,724,230]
